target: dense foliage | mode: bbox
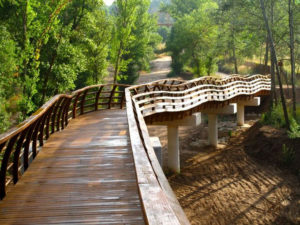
[0,0,159,132]
[0,0,299,133]
[163,0,300,78]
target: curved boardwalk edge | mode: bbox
[126,90,190,225]
[0,75,271,225]
[125,74,271,225]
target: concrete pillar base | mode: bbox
[236,97,261,126]
[237,104,245,126]
[208,114,218,147]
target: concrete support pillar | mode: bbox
[208,114,218,147]
[236,97,260,126]
[237,104,245,126]
[167,125,180,173]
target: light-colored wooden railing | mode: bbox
[125,74,271,225]
[0,75,271,225]
[134,75,270,117]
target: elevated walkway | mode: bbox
[0,75,271,224]
[0,110,144,224]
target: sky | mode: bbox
[103,0,115,6]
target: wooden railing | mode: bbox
[134,75,270,117]
[0,75,271,225]
[0,84,128,199]
[125,74,271,225]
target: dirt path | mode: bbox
[137,56,172,83]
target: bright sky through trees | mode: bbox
[104,0,115,5]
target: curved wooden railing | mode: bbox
[0,75,271,225]
[0,84,128,200]
[125,74,271,224]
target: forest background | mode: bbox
[0,0,299,133]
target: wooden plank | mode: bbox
[0,110,145,225]
[126,90,184,225]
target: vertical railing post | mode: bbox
[56,97,67,131]
[51,98,63,134]
[0,142,6,155]
[108,85,117,109]
[0,135,19,199]
[95,86,104,111]
[80,90,89,115]
[23,123,36,171]
[31,117,43,159]
[13,129,28,184]
[72,93,81,118]
[63,97,72,127]
[38,112,47,147]
[45,106,54,140]
[120,88,126,109]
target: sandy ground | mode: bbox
[139,56,300,225]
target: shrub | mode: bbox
[260,104,286,128]
[281,144,295,166]
[0,101,11,133]
[288,118,300,139]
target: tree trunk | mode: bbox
[269,0,277,105]
[41,30,63,105]
[270,50,277,105]
[113,42,123,84]
[264,35,269,74]
[41,54,57,105]
[21,2,28,80]
[232,33,238,74]
[193,52,200,76]
[289,0,296,118]
[260,0,290,129]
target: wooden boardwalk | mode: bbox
[0,110,145,225]
[0,76,271,224]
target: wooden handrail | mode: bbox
[125,74,271,224]
[0,75,271,224]
[0,84,128,199]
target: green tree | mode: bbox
[110,0,139,84]
[166,0,219,76]
[0,25,18,132]
[111,0,160,84]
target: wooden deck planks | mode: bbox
[0,110,145,225]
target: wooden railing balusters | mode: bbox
[45,106,55,140]
[1,85,130,200]
[72,93,81,118]
[95,86,104,111]
[0,134,19,199]
[39,108,52,146]
[0,142,6,155]
[63,98,72,128]
[120,90,126,109]
[56,97,66,131]
[31,117,43,159]
[13,129,28,184]
[80,90,89,115]
[51,98,64,134]
[23,124,36,170]
[108,85,117,109]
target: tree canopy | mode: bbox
[0,0,160,132]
